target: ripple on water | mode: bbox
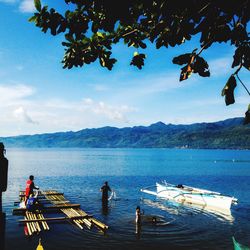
[3,171,250,250]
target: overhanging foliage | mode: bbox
[30,0,250,123]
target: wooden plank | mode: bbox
[13,203,81,215]
[19,192,64,198]
[14,200,70,206]
[19,215,91,223]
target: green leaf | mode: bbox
[172,53,192,65]
[130,53,146,69]
[34,0,41,11]
[65,34,74,43]
[96,32,104,38]
[221,75,237,105]
[28,16,37,23]
[192,56,210,77]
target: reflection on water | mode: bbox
[102,201,109,216]
[135,223,141,239]
[141,198,234,223]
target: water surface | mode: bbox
[2,148,250,249]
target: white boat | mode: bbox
[141,181,238,211]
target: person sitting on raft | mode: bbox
[25,175,39,205]
[26,192,40,212]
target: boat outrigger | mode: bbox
[141,181,238,211]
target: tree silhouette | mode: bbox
[30,0,250,123]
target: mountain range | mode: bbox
[1,117,250,149]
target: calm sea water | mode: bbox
[1,148,250,250]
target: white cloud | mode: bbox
[13,106,38,124]
[0,84,34,106]
[19,0,35,13]
[209,57,233,77]
[94,101,125,121]
[0,83,138,136]
[82,98,136,123]
[0,0,36,12]
[83,98,94,105]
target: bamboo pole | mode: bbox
[72,209,85,226]
[24,216,33,236]
[29,213,37,232]
[29,213,37,233]
[13,203,81,215]
[70,208,92,229]
[75,209,92,228]
[32,213,41,232]
[19,192,64,197]
[61,209,83,229]
[89,218,108,230]
[19,215,90,223]
[37,214,47,231]
[83,218,92,229]
[17,189,109,233]
[73,219,83,229]
[26,213,33,234]
[26,212,36,234]
[39,213,49,230]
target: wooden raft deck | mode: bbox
[13,190,108,236]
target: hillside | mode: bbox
[1,117,250,149]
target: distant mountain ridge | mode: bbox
[1,117,250,149]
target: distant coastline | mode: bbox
[1,117,250,149]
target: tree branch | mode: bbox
[197,40,213,56]
[233,63,243,76]
[122,29,138,38]
[235,73,250,96]
[198,3,211,14]
[232,63,250,96]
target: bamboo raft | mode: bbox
[13,190,108,236]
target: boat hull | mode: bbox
[156,183,233,210]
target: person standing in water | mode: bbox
[0,142,8,213]
[135,206,141,224]
[100,181,111,202]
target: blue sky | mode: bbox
[0,0,249,136]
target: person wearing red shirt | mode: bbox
[25,175,39,205]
